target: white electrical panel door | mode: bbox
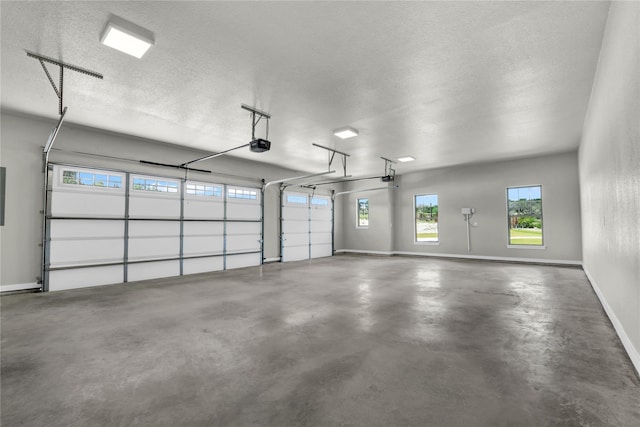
[282,192,310,262]
[310,195,333,259]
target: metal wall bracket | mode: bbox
[26,50,103,115]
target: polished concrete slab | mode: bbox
[2,255,639,426]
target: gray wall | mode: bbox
[338,179,395,253]
[0,111,335,286]
[578,1,640,371]
[340,151,582,264]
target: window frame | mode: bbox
[311,196,330,208]
[414,193,439,245]
[130,175,180,195]
[184,181,223,199]
[226,186,260,203]
[59,167,125,192]
[506,184,545,249]
[356,197,369,229]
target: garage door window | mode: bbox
[62,169,123,189]
[132,177,179,193]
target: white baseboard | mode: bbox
[0,282,41,293]
[583,267,640,377]
[336,249,581,266]
[335,249,393,256]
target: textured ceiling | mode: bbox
[1,1,610,176]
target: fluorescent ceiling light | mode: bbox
[333,127,359,139]
[101,16,154,58]
[398,156,415,162]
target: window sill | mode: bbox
[415,241,440,246]
[507,245,546,250]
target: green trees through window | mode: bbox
[507,185,543,246]
[415,194,438,242]
[357,198,369,227]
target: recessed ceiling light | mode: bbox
[333,127,359,139]
[101,16,154,59]
[398,156,415,162]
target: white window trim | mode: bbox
[227,186,261,203]
[311,195,331,209]
[414,193,439,244]
[283,191,309,206]
[507,245,546,250]
[130,175,180,198]
[506,184,544,248]
[184,180,223,199]
[57,167,125,193]
[356,197,369,229]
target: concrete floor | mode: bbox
[1,255,639,427]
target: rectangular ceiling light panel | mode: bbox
[398,156,415,162]
[333,127,359,139]
[101,16,154,58]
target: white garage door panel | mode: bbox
[50,220,124,239]
[311,244,332,259]
[282,206,308,220]
[128,261,180,282]
[49,239,124,267]
[129,221,180,237]
[227,203,261,220]
[227,235,260,252]
[183,199,224,220]
[226,253,260,269]
[283,234,309,248]
[310,233,332,245]
[49,265,123,291]
[183,257,224,275]
[128,237,180,260]
[283,250,308,262]
[51,191,125,218]
[184,221,223,235]
[282,220,308,234]
[183,236,224,256]
[226,222,261,235]
[310,221,332,233]
[310,209,331,221]
[129,196,180,219]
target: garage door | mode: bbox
[281,191,333,262]
[48,166,126,291]
[45,165,263,291]
[310,195,332,258]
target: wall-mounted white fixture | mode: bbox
[398,156,415,162]
[101,16,155,58]
[462,208,477,252]
[333,127,359,139]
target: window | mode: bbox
[132,177,179,193]
[62,170,122,189]
[287,194,308,204]
[186,183,222,197]
[415,194,438,242]
[311,197,329,207]
[228,187,258,200]
[507,185,543,246]
[357,198,369,228]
